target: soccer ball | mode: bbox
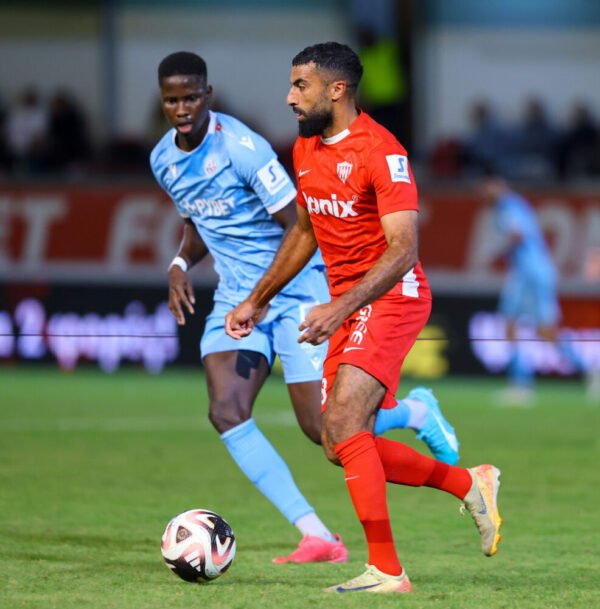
[160,509,236,583]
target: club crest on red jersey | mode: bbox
[336,161,353,184]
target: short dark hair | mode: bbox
[158,51,207,83]
[292,42,363,90]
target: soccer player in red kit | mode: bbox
[226,42,503,593]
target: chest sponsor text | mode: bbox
[303,192,359,218]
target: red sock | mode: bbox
[334,432,402,575]
[375,437,472,499]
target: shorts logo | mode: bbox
[385,154,411,183]
[321,378,328,406]
[344,305,372,349]
[336,161,353,184]
[309,355,323,371]
[302,192,359,218]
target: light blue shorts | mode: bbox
[499,271,560,326]
[200,270,329,384]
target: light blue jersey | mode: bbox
[494,192,556,281]
[151,111,328,378]
[151,111,322,304]
[494,192,559,325]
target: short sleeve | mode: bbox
[367,144,419,217]
[228,130,296,215]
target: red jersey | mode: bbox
[294,111,429,299]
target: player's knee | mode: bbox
[287,382,323,445]
[302,425,322,445]
[322,405,349,446]
[208,397,252,434]
[296,412,322,445]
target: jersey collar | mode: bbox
[320,109,363,146]
[321,128,350,146]
[171,111,217,154]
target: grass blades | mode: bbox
[1,367,599,609]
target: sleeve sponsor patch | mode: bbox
[257,159,289,196]
[385,154,411,184]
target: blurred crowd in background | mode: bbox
[0,87,93,177]
[1,83,598,183]
[1,0,599,185]
[429,98,600,182]
[0,87,148,178]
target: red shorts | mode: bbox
[321,291,432,411]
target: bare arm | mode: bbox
[250,203,318,307]
[176,218,210,267]
[332,209,418,315]
[168,219,209,325]
[225,203,317,338]
[298,209,419,345]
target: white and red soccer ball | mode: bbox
[161,509,236,583]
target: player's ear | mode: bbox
[330,80,346,102]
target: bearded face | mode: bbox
[296,105,334,138]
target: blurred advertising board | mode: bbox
[0,283,203,373]
[1,284,598,377]
[0,183,598,374]
[1,183,599,293]
[0,183,215,286]
[418,189,600,296]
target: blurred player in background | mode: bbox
[150,52,458,565]
[480,174,598,404]
[226,42,503,593]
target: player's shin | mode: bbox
[220,418,314,523]
[375,437,471,498]
[334,432,402,576]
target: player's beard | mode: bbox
[297,107,333,138]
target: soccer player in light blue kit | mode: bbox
[481,175,590,403]
[150,51,459,563]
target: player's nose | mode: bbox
[175,102,190,116]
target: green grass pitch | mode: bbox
[1,367,599,609]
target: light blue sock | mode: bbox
[557,338,586,373]
[373,400,410,436]
[221,418,313,525]
[508,346,534,388]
